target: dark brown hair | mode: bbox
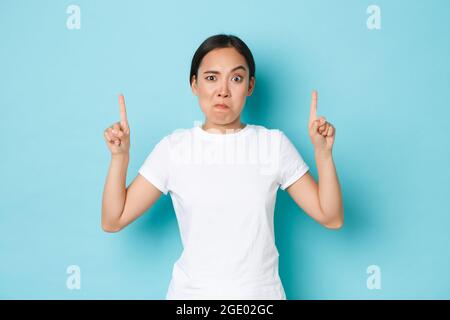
[189,34,256,85]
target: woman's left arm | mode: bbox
[314,149,344,228]
[286,90,344,229]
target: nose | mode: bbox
[217,81,231,98]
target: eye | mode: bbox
[205,75,216,81]
[232,75,243,82]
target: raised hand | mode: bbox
[308,90,336,152]
[103,94,131,155]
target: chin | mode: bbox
[208,116,234,125]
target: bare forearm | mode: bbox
[101,153,129,228]
[315,150,344,226]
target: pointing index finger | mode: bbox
[118,94,129,130]
[309,90,318,125]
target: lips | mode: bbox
[214,103,229,109]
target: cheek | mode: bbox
[197,86,214,111]
[198,85,215,99]
[232,85,248,100]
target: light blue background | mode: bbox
[1,0,449,299]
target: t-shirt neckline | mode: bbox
[194,123,252,139]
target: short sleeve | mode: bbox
[138,136,170,195]
[277,131,310,190]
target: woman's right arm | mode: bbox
[101,95,162,233]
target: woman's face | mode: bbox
[191,47,255,127]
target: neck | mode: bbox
[201,119,246,134]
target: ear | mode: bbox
[247,76,256,96]
[191,75,198,96]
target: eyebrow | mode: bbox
[203,65,247,74]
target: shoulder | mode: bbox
[248,124,283,137]
[251,125,303,157]
[160,127,194,142]
[165,127,191,138]
[248,124,288,144]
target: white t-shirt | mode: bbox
[138,124,310,300]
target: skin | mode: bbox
[191,47,255,134]
[101,47,343,232]
[286,91,344,229]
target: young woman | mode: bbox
[102,34,344,300]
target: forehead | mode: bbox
[199,47,248,72]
